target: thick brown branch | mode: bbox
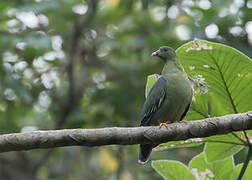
[0,111,252,153]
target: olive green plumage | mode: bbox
[138,46,193,164]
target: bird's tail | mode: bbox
[138,144,154,164]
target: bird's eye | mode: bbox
[164,48,168,52]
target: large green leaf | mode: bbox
[145,40,252,119]
[145,74,160,98]
[175,40,251,163]
[204,133,244,163]
[152,160,195,180]
[189,152,234,180]
[176,40,252,118]
[230,162,252,180]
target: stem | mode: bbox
[237,146,252,180]
[231,132,247,145]
[243,130,250,144]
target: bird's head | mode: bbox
[151,46,176,61]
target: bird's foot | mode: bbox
[159,122,169,128]
[180,120,188,123]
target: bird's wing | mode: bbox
[179,87,193,121]
[140,76,167,126]
[179,103,191,121]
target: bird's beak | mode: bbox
[151,49,161,56]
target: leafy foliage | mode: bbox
[145,74,160,98]
[231,162,252,180]
[189,152,234,180]
[152,160,195,180]
[204,133,244,163]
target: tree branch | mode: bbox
[0,111,252,153]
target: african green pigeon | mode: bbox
[138,46,193,164]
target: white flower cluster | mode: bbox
[186,39,213,52]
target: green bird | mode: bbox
[138,46,193,164]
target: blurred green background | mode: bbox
[0,0,251,179]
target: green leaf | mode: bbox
[189,152,234,180]
[245,129,252,137]
[209,156,234,180]
[176,40,252,118]
[189,152,210,172]
[230,162,252,180]
[152,160,195,180]
[145,74,160,98]
[204,133,244,163]
[155,138,203,151]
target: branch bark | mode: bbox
[0,111,252,153]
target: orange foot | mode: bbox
[180,120,188,123]
[159,122,169,128]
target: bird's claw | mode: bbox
[159,122,169,128]
[180,120,188,123]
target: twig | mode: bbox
[243,130,250,144]
[231,132,247,145]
